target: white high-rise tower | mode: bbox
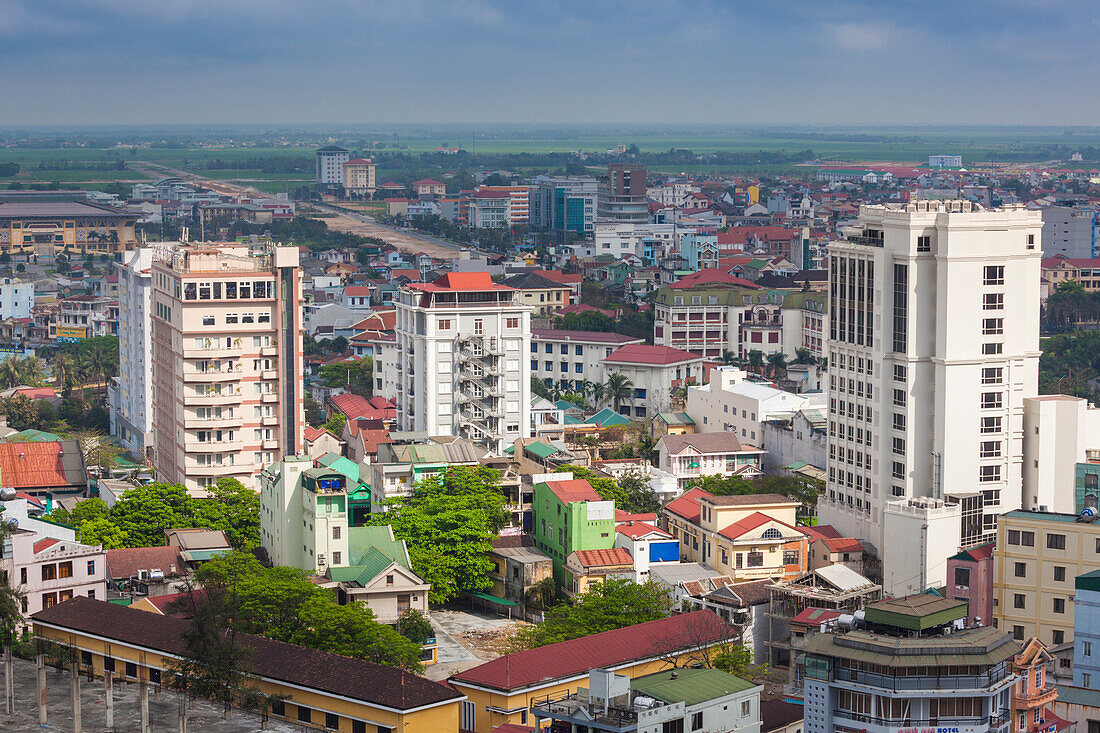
[817,200,1042,595]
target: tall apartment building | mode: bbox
[993,509,1100,649]
[390,272,531,453]
[597,163,648,223]
[529,176,597,235]
[0,277,32,320]
[817,201,1043,596]
[1022,395,1100,513]
[109,248,154,458]
[341,158,376,196]
[1041,205,1096,259]
[150,243,305,493]
[315,145,349,187]
[476,186,534,226]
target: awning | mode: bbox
[180,549,231,562]
[466,591,518,606]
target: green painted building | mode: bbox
[1075,461,1100,514]
[532,478,615,586]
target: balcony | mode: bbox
[261,369,277,380]
[183,346,239,359]
[183,391,243,406]
[833,665,1010,692]
[846,234,884,247]
[1017,684,1057,707]
[188,415,244,429]
[185,440,244,453]
[261,393,278,403]
[186,463,249,477]
[834,709,1010,730]
[260,345,277,357]
[262,439,279,450]
[184,369,241,383]
[261,415,279,426]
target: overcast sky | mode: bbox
[2,0,1097,126]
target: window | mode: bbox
[1054,630,1065,645]
[473,319,483,336]
[1054,597,1066,614]
[505,317,518,329]
[982,367,1003,384]
[893,389,906,407]
[202,315,215,326]
[980,416,1002,433]
[983,318,1004,335]
[892,437,905,456]
[1055,566,1066,582]
[1012,625,1024,641]
[461,701,476,731]
[1015,562,1027,578]
[325,712,339,730]
[691,711,703,730]
[917,235,931,252]
[979,465,1001,483]
[954,568,970,587]
[892,461,905,480]
[981,392,1003,409]
[1085,641,1093,657]
[980,441,1001,458]
[984,265,1005,285]
[982,342,1003,355]
[1014,593,1025,609]
[893,364,907,382]
[87,560,95,575]
[438,318,451,330]
[58,561,73,578]
[1048,533,1067,550]
[892,413,906,431]
[746,551,763,567]
[984,293,1004,310]
[297,706,312,723]
[741,700,751,717]
[892,263,908,352]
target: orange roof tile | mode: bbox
[544,479,601,504]
[572,547,634,568]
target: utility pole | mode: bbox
[70,649,82,733]
[36,651,47,726]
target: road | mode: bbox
[129,161,476,260]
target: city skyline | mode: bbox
[1,0,1098,126]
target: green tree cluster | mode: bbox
[370,466,507,604]
[184,552,424,672]
[686,473,822,510]
[1039,328,1100,402]
[47,479,260,549]
[318,358,373,397]
[511,577,673,650]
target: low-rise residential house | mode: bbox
[164,528,233,568]
[502,272,572,317]
[662,490,807,582]
[760,698,804,733]
[303,426,344,461]
[760,406,827,473]
[486,536,553,616]
[448,610,738,733]
[947,540,996,627]
[368,437,485,505]
[656,432,765,489]
[807,535,865,574]
[653,411,695,436]
[260,456,351,573]
[530,667,762,733]
[328,525,430,625]
[1011,637,1061,733]
[613,521,679,581]
[1,531,106,619]
[105,545,188,599]
[564,547,635,595]
[0,439,87,497]
[603,344,704,419]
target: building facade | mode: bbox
[818,201,1042,596]
[1073,569,1100,689]
[390,272,531,453]
[0,277,32,320]
[1041,205,1095,259]
[110,247,154,458]
[530,328,644,388]
[597,164,648,224]
[150,242,305,493]
[686,367,825,447]
[342,158,376,196]
[316,145,350,187]
[1,531,106,620]
[530,176,598,235]
[0,197,137,255]
[1022,394,1100,513]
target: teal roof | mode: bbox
[554,399,578,411]
[319,454,361,484]
[1003,510,1082,523]
[589,408,631,427]
[1077,568,1100,593]
[1056,685,1100,707]
[328,546,396,586]
[6,429,62,442]
[631,668,756,706]
[563,415,585,425]
[503,445,515,454]
[656,411,694,426]
[525,441,560,459]
[348,525,410,568]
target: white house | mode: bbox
[686,367,825,447]
[656,432,766,489]
[602,344,703,420]
[530,328,644,389]
[0,277,32,320]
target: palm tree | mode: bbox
[81,344,110,396]
[51,353,75,394]
[576,379,594,405]
[747,350,765,376]
[0,359,18,389]
[17,355,46,387]
[767,352,788,381]
[793,347,816,365]
[590,382,607,410]
[719,350,739,366]
[604,372,634,414]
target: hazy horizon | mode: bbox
[2,0,1098,127]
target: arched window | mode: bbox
[762,527,782,540]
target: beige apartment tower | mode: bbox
[150,242,305,493]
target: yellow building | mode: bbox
[501,272,572,317]
[993,509,1100,648]
[0,197,137,255]
[448,610,736,732]
[33,596,463,732]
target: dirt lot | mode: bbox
[317,212,464,260]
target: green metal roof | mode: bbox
[6,429,62,442]
[466,591,518,606]
[1056,684,1100,707]
[1003,509,1082,523]
[589,408,631,427]
[179,549,230,562]
[323,455,361,484]
[1077,568,1100,593]
[348,525,410,568]
[524,441,560,459]
[630,668,756,707]
[864,595,967,631]
[656,411,694,426]
[328,546,395,586]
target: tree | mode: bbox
[108,483,196,547]
[747,350,765,375]
[590,381,607,409]
[687,474,756,496]
[206,478,261,549]
[616,471,661,514]
[371,466,507,604]
[78,516,128,549]
[396,609,433,645]
[51,353,77,394]
[525,576,556,611]
[604,372,634,414]
[72,429,123,475]
[318,358,373,396]
[766,352,788,381]
[322,412,346,436]
[0,394,55,431]
[793,347,816,365]
[304,396,326,427]
[511,578,673,649]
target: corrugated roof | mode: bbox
[543,479,601,505]
[630,667,756,706]
[604,344,700,366]
[0,440,85,490]
[32,597,461,710]
[813,564,877,593]
[570,547,634,568]
[449,611,734,692]
[328,547,395,586]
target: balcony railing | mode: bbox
[846,234,884,247]
[834,709,1011,729]
[833,666,1010,692]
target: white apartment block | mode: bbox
[150,243,305,494]
[817,201,1042,596]
[602,344,703,419]
[110,248,153,458]
[342,158,376,195]
[594,222,677,259]
[0,277,32,320]
[646,181,700,207]
[686,366,825,447]
[530,328,644,388]
[1022,394,1100,513]
[390,272,532,453]
[315,146,349,186]
[260,455,350,573]
[653,286,826,361]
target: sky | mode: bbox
[1,0,1098,126]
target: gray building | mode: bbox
[1041,204,1096,258]
[529,175,598,236]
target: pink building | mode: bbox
[946,540,995,627]
[149,243,305,493]
[0,531,105,619]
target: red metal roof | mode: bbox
[717,511,800,541]
[822,537,865,553]
[449,610,733,692]
[572,547,634,568]
[531,328,641,345]
[614,509,658,523]
[663,487,711,525]
[0,442,82,490]
[790,607,843,627]
[615,522,671,540]
[33,538,60,553]
[343,286,372,296]
[604,344,700,366]
[671,269,759,290]
[105,546,186,581]
[544,479,601,504]
[330,392,373,419]
[800,525,843,542]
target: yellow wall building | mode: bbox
[448,610,736,732]
[33,596,463,733]
[0,198,137,255]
